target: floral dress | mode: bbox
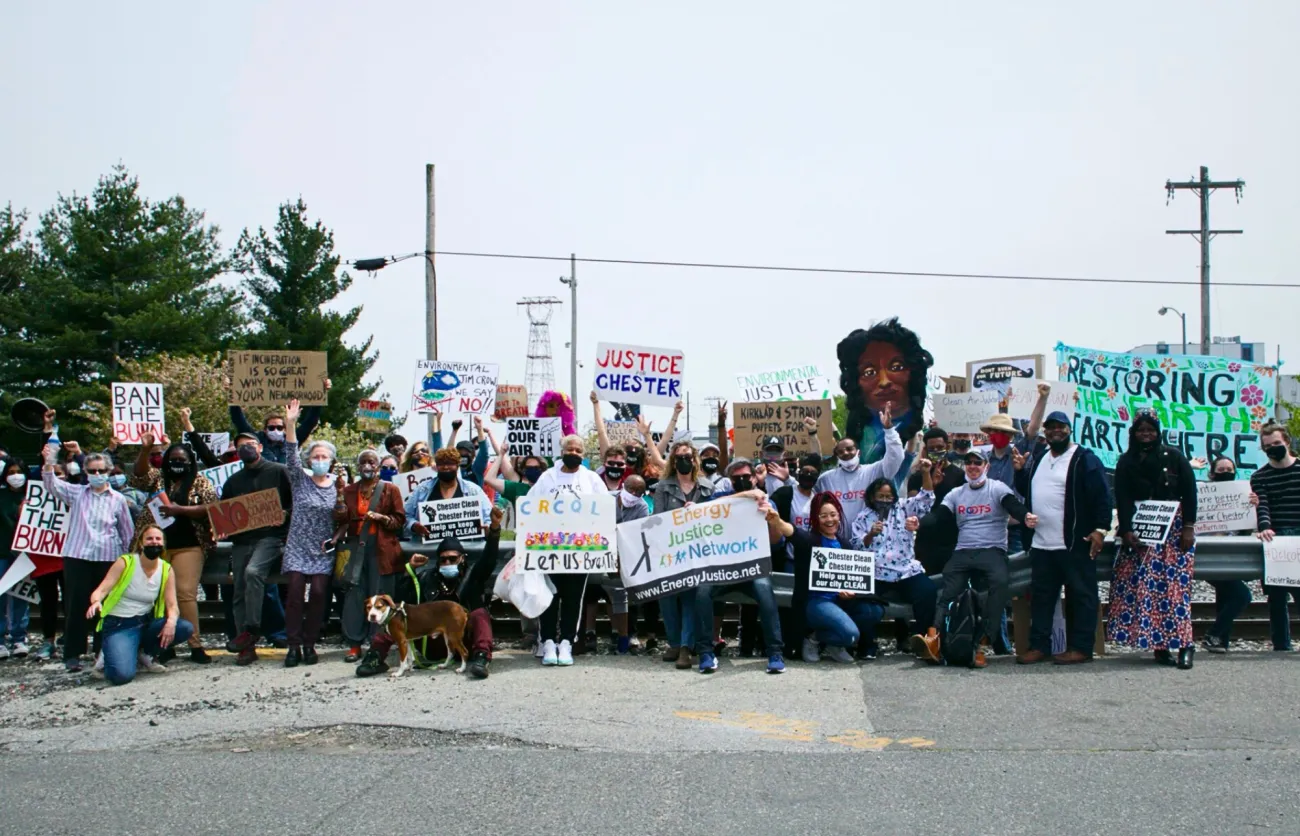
[1107,511,1195,651]
[850,490,933,582]
[128,468,219,553]
[282,442,341,576]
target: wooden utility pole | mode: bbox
[1165,166,1244,355]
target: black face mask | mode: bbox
[1048,437,1071,454]
[1210,471,1236,482]
[562,453,583,470]
[731,476,754,493]
[437,470,457,484]
[523,466,543,483]
[700,457,719,475]
[460,458,472,470]
[796,471,817,490]
[605,465,625,480]
[1135,436,1158,452]
[872,500,896,517]
[142,545,164,560]
[674,456,694,476]
[166,460,189,475]
[626,450,643,465]
[1266,444,1289,462]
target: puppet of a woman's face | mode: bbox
[543,402,558,417]
[857,341,911,413]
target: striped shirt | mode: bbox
[41,470,135,563]
[1250,461,1300,533]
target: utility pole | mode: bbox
[559,254,578,429]
[425,164,438,441]
[1165,165,1244,355]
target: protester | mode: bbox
[401,441,433,474]
[581,473,649,655]
[1199,457,1256,654]
[919,448,1037,667]
[338,447,407,664]
[1251,423,1300,652]
[378,454,400,482]
[383,434,408,462]
[0,457,31,658]
[109,461,148,517]
[228,379,329,465]
[837,318,933,465]
[598,445,629,492]
[221,430,293,666]
[908,428,966,501]
[698,442,724,483]
[1014,411,1112,666]
[757,436,796,495]
[1110,411,1198,669]
[770,454,824,560]
[85,524,191,685]
[651,441,715,670]
[10,450,62,661]
[483,442,547,506]
[815,403,903,538]
[129,430,219,665]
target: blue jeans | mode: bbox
[1208,580,1252,646]
[0,557,31,645]
[101,615,195,686]
[693,576,783,657]
[1264,586,1298,651]
[805,596,884,649]
[221,583,287,642]
[660,591,696,650]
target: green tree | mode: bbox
[831,394,847,437]
[0,167,245,445]
[232,198,378,428]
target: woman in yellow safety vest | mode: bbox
[86,524,193,686]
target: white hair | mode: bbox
[560,434,584,451]
[357,448,381,465]
[304,440,337,462]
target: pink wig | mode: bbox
[536,390,577,436]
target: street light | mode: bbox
[1158,306,1187,355]
[559,253,578,428]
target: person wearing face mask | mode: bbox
[406,448,494,539]
[769,454,824,546]
[383,434,409,464]
[982,383,1051,494]
[41,444,135,672]
[1196,457,1256,654]
[598,446,629,492]
[815,403,904,539]
[1110,411,1199,669]
[107,463,148,517]
[484,444,548,507]
[378,455,400,482]
[1013,411,1112,666]
[579,472,649,655]
[129,431,220,665]
[220,429,294,667]
[1251,423,1300,652]
[0,457,33,660]
[698,442,724,484]
[919,448,1038,668]
[85,524,192,685]
[649,442,716,670]
[336,447,407,665]
[401,441,434,474]
[227,380,329,465]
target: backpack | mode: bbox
[940,587,983,668]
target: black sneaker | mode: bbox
[284,646,302,668]
[467,651,490,679]
[303,646,319,665]
[1200,637,1227,655]
[356,649,388,677]
[189,647,212,665]
[157,646,177,665]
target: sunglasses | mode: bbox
[85,468,109,475]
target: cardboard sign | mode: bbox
[731,400,834,461]
[967,355,1042,397]
[229,350,328,407]
[809,547,876,594]
[605,421,644,448]
[111,382,166,444]
[198,461,243,496]
[207,489,285,541]
[506,417,563,459]
[1195,481,1258,535]
[1005,379,1077,424]
[355,399,392,434]
[736,364,831,402]
[493,385,530,420]
[0,553,37,598]
[416,496,485,542]
[517,491,618,573]
[197,432,230,457]
[412,360,498,415]
[146,492,175,530]
[394,466,436,501]
[1058,343,1278,473]
[593,342,684,407]
[1263,536,1300,588]
[10,481,70,558]
[1132,500,1180,546]
[931,391,1003,435]
[616,495,770,603]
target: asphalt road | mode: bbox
[1,647,1296,835]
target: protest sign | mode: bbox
[593,343,684,407]
[412,360,498,415]
[7,574,39,604]
[616,494,770,603]
[932,391,1003,435]
[146,493,175,530]
[506,417,563,459]
[395,466,436,502]
[809,547,875,594]
[1132,500,1180,546]
[0,553,37,599]
[517,492,618,573]
[606,421,643,448]
[207,489,284,541]
[197,432,230,457]
[735,364,831,402]
[10,481,70,558]
[416,497,485,542]
[198,461,242,496]
[732,400,834,460]
[967,355,1042,397]
[1263,536,1300,588]
[1005,379,1076,424]
[229,350,329,407]
[355,399,392,434]
[1058,343,1278,473]
[493,385,530,420]
[111,382,165,444]
[1194,481,1257,535]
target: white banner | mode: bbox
[593,342,684,407]
[932,391,1002,435]
[1005,379,1077,424]
[809,547,875,594]
[517,492,618,573]
[735,364,831,402]
[412,360,499,415]
[506,417,563,459]
[416,497,485,542]
[1133,500,1180,546]
[1195,481,1258,535]
[111,382,165,444]
[395,466,436,502]
[197,461,243,497]
[615,495,770,603]
[968,356,1040,397]
[197,432,230,457]
[1263,536,1300,588]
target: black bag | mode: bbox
[333,479,387,592]
[940,587,983,668]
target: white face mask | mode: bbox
[619,490,644,509]
[966,465,987,487]
[837,457,860,473]
[5,474,24,490]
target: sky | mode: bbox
[3,2,1297,440]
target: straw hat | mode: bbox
[979,414,1021,436]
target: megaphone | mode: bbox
[10,398,49,434]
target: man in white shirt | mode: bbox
[815,404,903,540]
[1014,411,1112,666]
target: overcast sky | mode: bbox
[3,2,1296,439]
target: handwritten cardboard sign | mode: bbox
[932,391,1003,435]
[506,417,563,459]
[732,399,834,461]
[229,350,328,407]
[1132,500,1180,546]
[10,481,70,558]
[1263,536,1300,588]
[411,360,498,415]
[809,547,876,594]
[518,491,618,574]
[735,364,831,402]
[1005,379,1077,424]
[207,489,285,541]
[605,421,643,448]
[416,496,485,542]
[1195,480,1258,535]
[593,342,684,407]
[493,385,530,420]
[395,466,436,502]
[111,382,165,444]
[355,399,392,434]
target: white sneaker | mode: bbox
[557,639,574,666]
[541,639,558,666]
[138,651,167,673]
[801,636,820,663]
[0,645,10,660]
[91,651,105,679]
[11,642,28,658]
[824,645,855,664]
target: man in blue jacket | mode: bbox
[1015,411,1112,665]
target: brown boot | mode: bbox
[1053,650,1093,665]
[1017,649,1048,665]
[675,646,694,670]
[662,645,679,663]
[910,628,941,664]
[973,638,989,669]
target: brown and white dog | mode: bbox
[365,595,470,678]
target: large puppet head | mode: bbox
[836,318,933,445]
[536,390,577,436]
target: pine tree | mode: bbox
[232,198,378,428]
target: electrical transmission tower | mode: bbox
[1165,166,1245,355]
[518,296,562,413]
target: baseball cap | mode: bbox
[761,436,783,451]
[964,448,988,464]
[234,431,260,444]
[1044,410,1071,427]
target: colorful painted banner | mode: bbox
[931,391,1002,435]
[416,497,485,542]
[516,492,618,573]
[10,481,70,558]
[111,382,165,444]
[411,360,499,415]
[735,364,832,402]
[1056,343,1279,473]
[1263,536,1300,588]
[355,399,392,434]
[593,343,684,407]
[229,350,329,407]
[493,385,530,420]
